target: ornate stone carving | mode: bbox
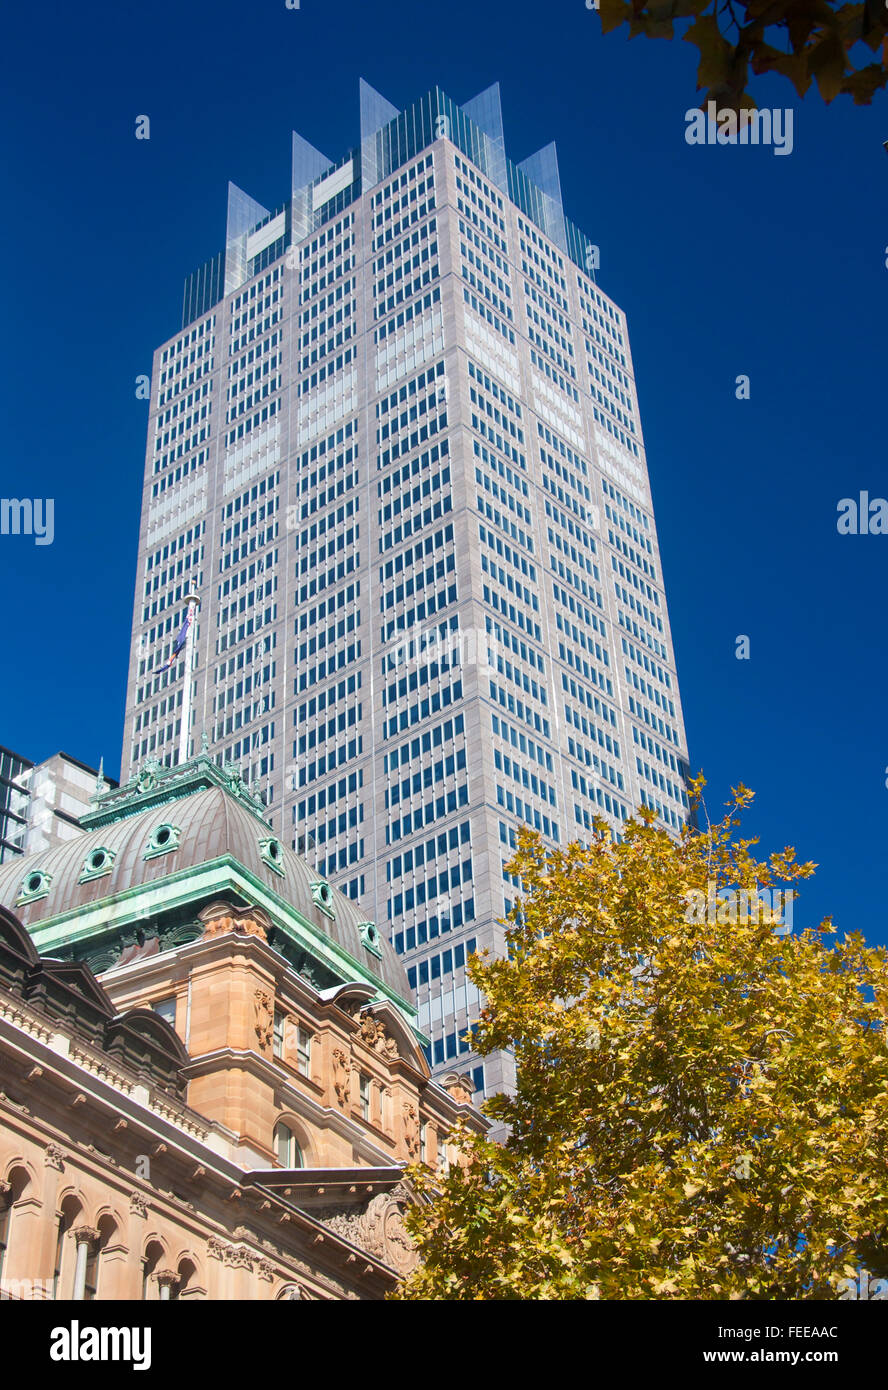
[331,1047,351,1108]
[199,900,271,942]
[72,1225,100,1246]
[136,760,162,794]
[254,990,274,1051]
[154,1269,180,1291]
[207,1235,228,1261]
[255,1256,275,1281]
[381,1202,415,1274]
[315,1190,417,1275]
[402,1101,420,1160]
[358,1013,399,1061]
[44,1143,65,1170]
[225,1245,253,1270]
[442,1072,475,1106]
[130,1192,148,1218]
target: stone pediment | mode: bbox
[313,1184,417,1275]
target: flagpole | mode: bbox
[177,591,201,766]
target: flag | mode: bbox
[158,606,194,674]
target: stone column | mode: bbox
[155,1269,180,1301]
[71,1226,99,1301]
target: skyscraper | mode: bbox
[123,81,691,1099]
[0,747,117,863]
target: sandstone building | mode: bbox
[0,752,481,1300]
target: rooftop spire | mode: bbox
[462,82,507,192]
[360,77,400,188]
[225,182,271,294]
[518,142,567,249]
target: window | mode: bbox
[53,1200,79,1299]
[359,1073,371,1121]
[17,869,51,903]
[78,846,116,883]
[437,1136,449,1174]
[52,1213,65,1299]
[144,823,181,860]
[274,1122,303,1169]
[142,1241,163,1300]
[152,997,177,1028]
[273,1009,285,1058]
[296,1027,312,1076]
[83,1238,99,1301]
[0,1192,10,1284]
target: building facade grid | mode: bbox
[122,83,691,1097]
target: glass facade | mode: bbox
[0,747,32,863]
[127,81,691,1102]
[182,86,598,330]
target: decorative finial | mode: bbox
[92,758,108,802]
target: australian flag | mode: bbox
[158,606,194,674]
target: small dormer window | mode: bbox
[144,823,181,861]
[359,921,382,958]
[310,879,334,918]
[17,869,52,905]
[259,837,285,877]
[78,847,116,883]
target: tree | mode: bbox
[393,784,888,1300]
[598,0,888,110]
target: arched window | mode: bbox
[83,1238,100,1302]
[142,1240,165,1301]
[175,1257,197,1300]
[0,1168,30,1290]
[0,1189,11,1285]
[53,1197,81,1300]
[83,1215,116,1301]
[273,1122,303,1169]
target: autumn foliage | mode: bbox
[394,784,888,1300]
[599,0,888,109]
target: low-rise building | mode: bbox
[0,751,482,1300]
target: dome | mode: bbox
[0,755,408,1000]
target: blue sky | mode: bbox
[1,0,885,946]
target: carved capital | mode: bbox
[72,1225,100,1246]
[255,1256,275,1281]
[154,1269,180,1290]
[130,1192,148,1218]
